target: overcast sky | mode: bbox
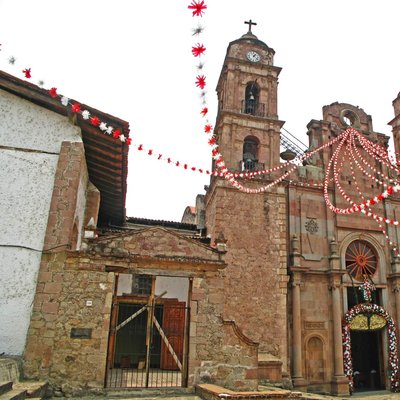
[1,0,399,222]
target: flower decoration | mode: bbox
[188,0,207,17]
[359,276,376,302]
[204,124,213,133]
[343,303,400,392]
[192,43,206,57]
[192,25,204,35]
[200,107,208,117]
[71,103,81,113]
[81,110,90,120]
[22,68,31,78]
[48,87,58,98]
[195,74,206,89]
[61,96,69,106]
[90,116,100,126]
[112,129,121,139]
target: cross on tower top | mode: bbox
[244,19,257,33]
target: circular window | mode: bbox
[345,240,378,281]
[339,109,361,128]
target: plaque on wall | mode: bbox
[70,328,92,339]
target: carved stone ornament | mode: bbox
[305,218,319,234]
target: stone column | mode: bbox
[328,239,349,396]
[291,272,307,390]
[329,275,349,395]
[289,235,308,390]
[390,256,400,332]
[392,281,400,332]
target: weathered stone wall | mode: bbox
[24,252,113,394]
[24,140,93,388]
[205,179,288,373]
[25,226,232,394]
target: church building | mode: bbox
[2,23,400,398]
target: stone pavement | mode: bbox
[62,390,400,400]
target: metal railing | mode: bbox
[241,100,265,117]
[240,160,265,172]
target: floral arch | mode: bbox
[342,303,400,392]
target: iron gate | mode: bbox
[107,299,190,388]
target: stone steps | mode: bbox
[0,388,27,400]
[0,381,47,400]
[0,383,13,396]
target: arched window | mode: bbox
[244,82,259,115]
[242,136,259,170]
[345,240,378,282]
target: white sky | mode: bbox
[1,0,399,222]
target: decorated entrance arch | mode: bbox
[342,302,400,392]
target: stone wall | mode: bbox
[205,179,288,375]
[24,226,231,395]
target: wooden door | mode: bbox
[160,301,185,370]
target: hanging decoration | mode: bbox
[358,276,376,302]
[343,303,400,392]
[0,44,131,146]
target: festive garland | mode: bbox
[343,303,400,392]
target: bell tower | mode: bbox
[214,21,285,172]
[204,23,289,386]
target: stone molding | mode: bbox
[220,316,259,348]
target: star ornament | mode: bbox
[188,0,207,17]
[195,75,206,89]
[192,43,206,57]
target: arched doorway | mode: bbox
[343,303,400,393]
[342,239,400,393]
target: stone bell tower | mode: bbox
[205,22,289,386]
[214,19,285,172]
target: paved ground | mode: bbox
[350,391,399,399]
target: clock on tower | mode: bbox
[213,21,284,172]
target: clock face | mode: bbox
[246,51,261,63]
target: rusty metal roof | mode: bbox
[0,70,129,226]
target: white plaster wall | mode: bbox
[0,89,81,152]
[0,248,42,354]
[0,88,82,355]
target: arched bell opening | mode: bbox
[243,82,261,116]
[241,135,260,171]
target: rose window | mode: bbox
[345,240,378,281]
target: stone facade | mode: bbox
[5,28,400,398]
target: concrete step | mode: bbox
[0,383,13,396]
[0,388,27,400]
[13,382,48,399]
